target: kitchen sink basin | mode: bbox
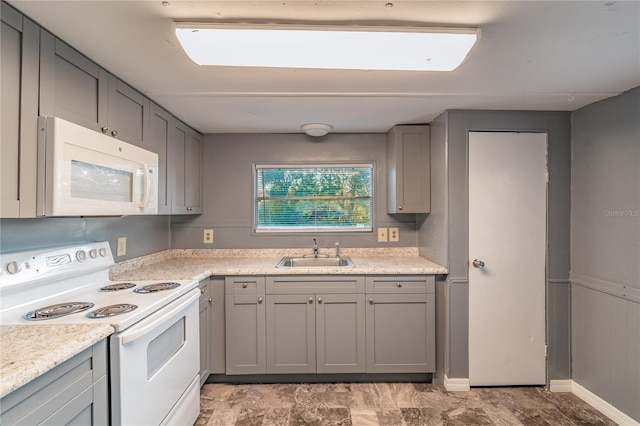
[276,256,355,268]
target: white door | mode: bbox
[468,131,547,386]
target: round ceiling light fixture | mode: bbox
[301,123,332,137]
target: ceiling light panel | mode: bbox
[175,24,479,71]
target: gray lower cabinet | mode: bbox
[265,276,366,374]
[0,339,108,425]
[365,276,435,373]
[225,276,266,375]
[1,2,39,218]
[199,279,212,386]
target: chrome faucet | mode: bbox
[313,238,319,258]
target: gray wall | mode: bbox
[424,110,572,381]
[0,216,171,260]
[570,87,639,422]
[171,133,418,250]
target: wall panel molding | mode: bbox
[570,273,639,304]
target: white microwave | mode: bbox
[37,117,159,216]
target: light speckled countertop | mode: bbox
[0,324,114,398]
[110,247,448,281]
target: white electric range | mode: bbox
[0,241,201,425]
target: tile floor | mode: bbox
[196,382,615,425]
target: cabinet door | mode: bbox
[149,103,172,213]
[316,293,366,374]
[39,30,108,132]
[198,280,211,386]
[366,293,435,373]
[1,4,39,218]
[387,125,430,213]
[184,129,203,214]
[225,277,266,375]
[107,75,150,148]
[266,294,316,374]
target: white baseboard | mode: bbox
[549,379,573,393]
[443,375,470,392]
[549,380,638,425]
[571,381,639,426]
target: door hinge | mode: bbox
[545,344,549,360]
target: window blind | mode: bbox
[255,165,373,232]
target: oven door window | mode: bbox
[147,317,186,378]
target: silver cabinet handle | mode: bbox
[369,298,374,305]
[398,206,403,210]
[242,283,248,288]
[308,297,314,304]
[258,297,263,304]
[101,126,109,134]
[200,288,206,294]
[208,298,212,303]
[472,259,485,268]
[317,297,323,304]
[111,130,118,137]
[396,282,402,288]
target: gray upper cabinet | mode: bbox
[170,122,203,214]
[386,125,431,213]
[365,275,435,373]
[1,3,39,218]
[39,30,107,133]
[106,75,150,149]
[149,103,173,214]
[40,31,149,149]
[225,276,266,375]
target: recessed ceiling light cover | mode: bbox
[175,24,479,71]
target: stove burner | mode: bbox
[134,282,181,294]
[100,282,136,292]
[87,304,138,318]
[22,302,95,321]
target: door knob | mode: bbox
[472,259,485,268]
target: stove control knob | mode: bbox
[6,261,21,274]
[76,250,87,262]
[89,249,98,259]
[99,248,107,257]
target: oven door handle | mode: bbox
[121,289,199,345]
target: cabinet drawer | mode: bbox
[365,275,434,294]
[225,277,265,295]
[266,276,365,295]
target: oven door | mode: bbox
[109,289,200,426]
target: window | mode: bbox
[254,164,373,233]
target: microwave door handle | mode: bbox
[137,163,151,208]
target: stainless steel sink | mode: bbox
[276,256,355,268]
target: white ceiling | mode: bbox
[9,0,640,134]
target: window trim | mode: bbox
[252,162,375,234]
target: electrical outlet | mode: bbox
[377,227,388,242]
[389,227,399,242]
[203,229,214,244]
[116,237,127,256]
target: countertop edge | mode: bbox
[0,324,114,399]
